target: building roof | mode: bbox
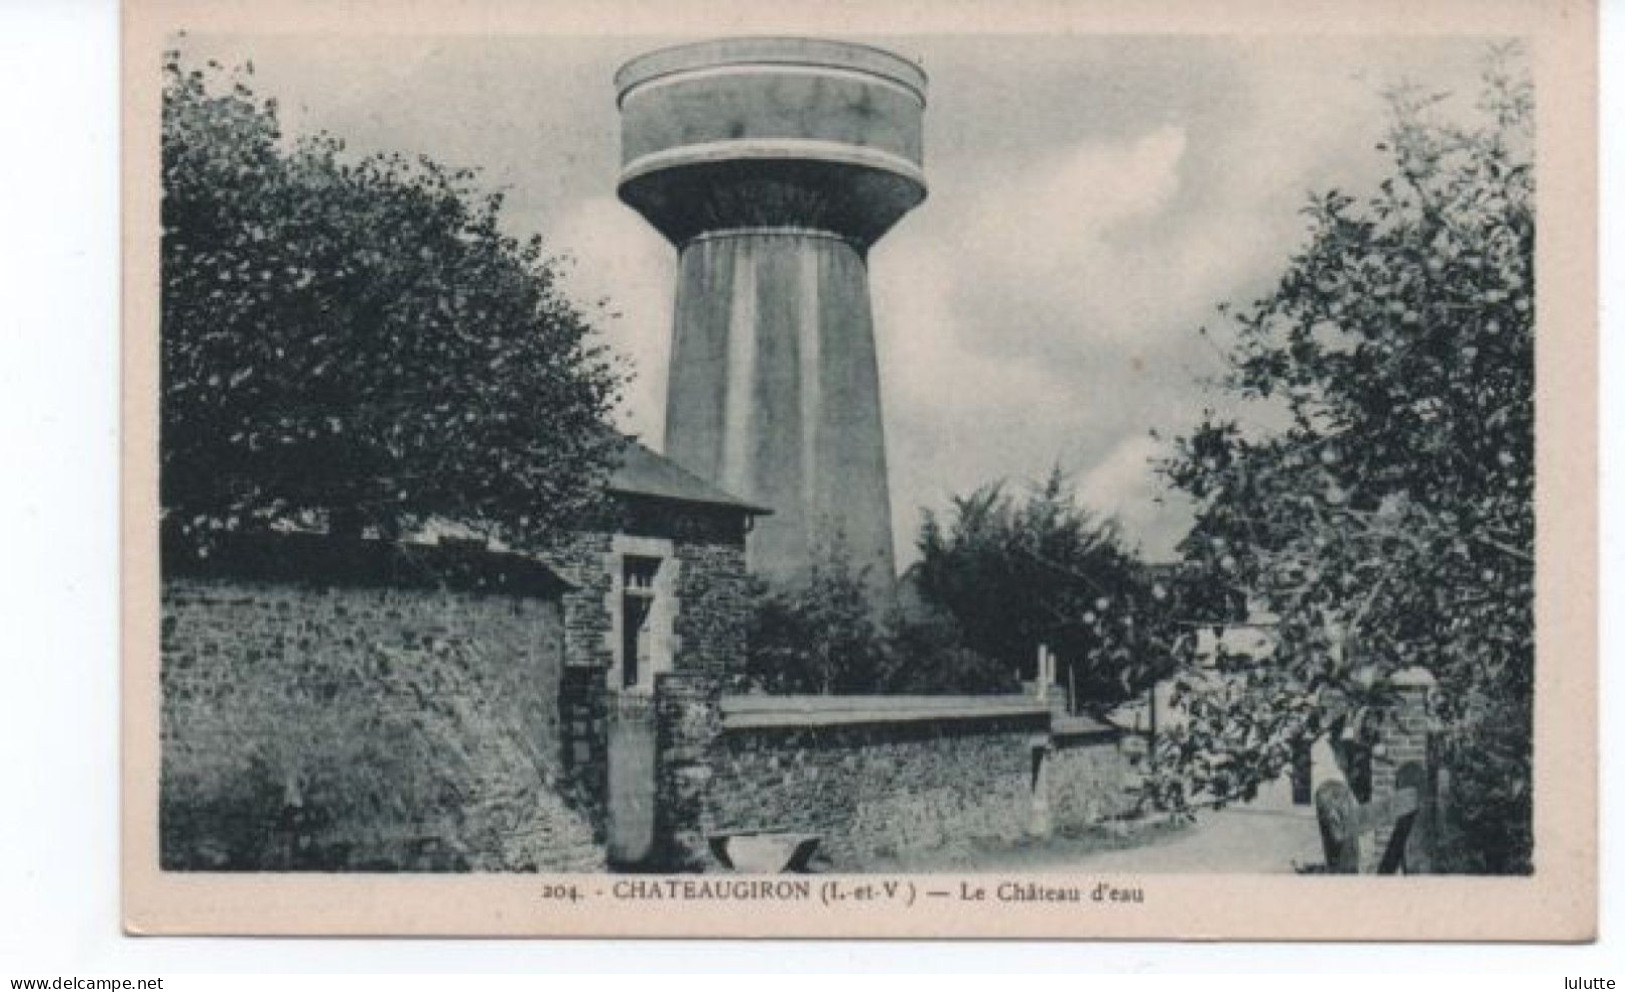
[606,437,772,516]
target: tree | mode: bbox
[1149,50,1535,872]
[913,469,1173,710]
[874,604,1017,696]
[161,55,624,549]
[742,537,889,695]
[741,535,1015,696]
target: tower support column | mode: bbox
[666,228,894,587]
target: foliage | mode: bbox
[1147,49,1534,871]
[912,468,1176,709]
[741,538,1015,695]
[161,55,624,549]
[875,604,1019,695]
[742,538,890,694]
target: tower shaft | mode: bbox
[666,229,893,584]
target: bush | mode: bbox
[1436,696,1533,874]
[876,607,1019,695]
[914,469,1176,708]
[740,539,1016,696]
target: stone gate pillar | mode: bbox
[1367,666,1437,872]
[653,670,721,872]
[559,665,609,836]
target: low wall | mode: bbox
[703,695,1137,870]
[160,535,603,873]
[1046,717,1140,834]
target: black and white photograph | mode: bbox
[120,0,1598,940]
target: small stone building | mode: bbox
[549,437,770,690]
[544,438,769,866]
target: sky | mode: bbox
[179,32,1494,564]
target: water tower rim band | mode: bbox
[613,37,927,106]
[683,227,862,249]
[618,139,927,191]
[616,61,927,109]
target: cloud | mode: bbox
[868,45,1475,562]
[975,124,1189,250]
[873,241,1070,415]
[868,124,1210,561]
[1076,433,1162,515]
[943,126,1190,347]
[1074,434,1192,559]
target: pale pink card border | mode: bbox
[120,0,1598,940]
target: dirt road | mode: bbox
[937,805,1324,875]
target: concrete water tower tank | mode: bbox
[614,37,927,593]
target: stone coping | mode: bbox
[161,528,575,598]
[719,693,1050,731]
[1051,713,1125,741]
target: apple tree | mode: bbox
[1146,51,1535,872]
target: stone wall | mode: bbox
[159,534,603,872]
[548,497,750,681]
[1365,667,1438,873]
[560,665,610,835]
[669,521,750,680]
[654,671,720,871]
[691,695,1138,871]
[1045,723,1140,834]
[550,528,616,673]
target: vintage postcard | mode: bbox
[122,0,1598,939]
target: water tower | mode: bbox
[613,38,927,593]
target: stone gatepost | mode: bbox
[559,665,609,836]
[653,670,721,872]
[1367,666,1437,872]
[1028,688,1070,838]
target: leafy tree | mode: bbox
[913,469,1173,710]
[741,535,1015,696]
[742,538,889,695]
[874,604,1018,696]
[161,55,623,549]
[1148,50,1534,872]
